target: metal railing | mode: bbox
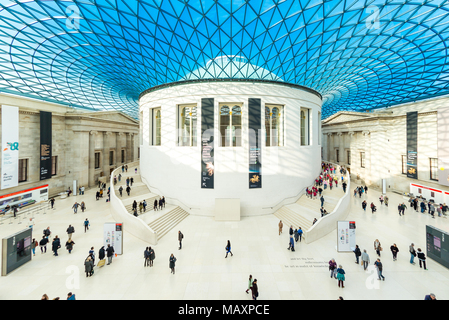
[0,201,47,225]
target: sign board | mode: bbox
[337,221,356,252]
[103,222,123,255]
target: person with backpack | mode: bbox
[43,227,51,239]
[31,238,38,256]
[178,230,184,250]
[98,246,105,261]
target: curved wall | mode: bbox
[139,81,322,216]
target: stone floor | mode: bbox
[0,181,448,300]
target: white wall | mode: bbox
[139,82,322,216]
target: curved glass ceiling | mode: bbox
[0,1,448,118]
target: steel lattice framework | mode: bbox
[0,0,449,118]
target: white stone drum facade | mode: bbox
[139,80,323,216]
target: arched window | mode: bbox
[220,104,242,147]
[265,105,284,147]
[178,105,197,146]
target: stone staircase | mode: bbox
[113,164,190,240]
[274,175,346,234]
[148,206,190,241]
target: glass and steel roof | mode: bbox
[0,0,448,118]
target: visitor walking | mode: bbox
[106,244,115,265]
[65,239,75,254]
[84,218,90,233]
[336,265,346,288]
[39,236,48,253]
[374,239,382,257]
[417,248,428,270]
[361,250,370,270]
[66,225,75,240]
[390,244,399,261]
[329,259,337,279]
[374,258,385,281]
[246,275,253,294]
[144,247,150,267]
[84,256,94,277]
[178,230,183,250]
[409,243,416,265]
[169,254,177,274]
[52,236,61,256]
[72,202,79,214]
[250,279,258,300]
[225,240,233,258]
[278,220,283,235]
[149,247,155,267]
[353,245,361,264]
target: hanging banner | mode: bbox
[249,98,262,188]
[337,221,356,252]
[201,98,214,189]
[1,105,19,190]
[438,107,449,186]
[40,111,52,181]
[406,111,418,179]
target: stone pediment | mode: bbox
[322,111,373,125]
[71,111,138,125]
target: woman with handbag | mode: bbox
[250,279,258,300]
[374,239,382,257]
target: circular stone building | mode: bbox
[139,56,323,217]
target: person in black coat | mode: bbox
[390,244,399,261]
[353,245,362,264]
[98,246,105,261]
[52,236,61,256]
[106,244,115,265]
[251,279,258,300]
[39,236,48,253]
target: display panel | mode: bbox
[426,225,449,269]
[2,228,32,276]
[1,105,19,190]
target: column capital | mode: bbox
[90,130,98,135]
[104,131,113,136]
[348,131,355,136]
[127,132,134,137]
[117,132,125,136]
[327,132,333,137]
[336,132,343,136]
[362,131,370,136]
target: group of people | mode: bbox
[409,197,448,219]
[354,185,369,198]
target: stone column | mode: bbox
[88,131,97,188]
[126,133,133,163]
[327,133,333,162]
[116,132,124,165]
[348,131,355,176]
[103,131,112,178]
[336,132,343,164]
[362,131,371,184]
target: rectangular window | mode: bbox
[347,150,351,165]
[121,150,125,163]
[95,152,100,169]
[18,159,28,182]
[51,156,58,176]
[300,108,310,146]
[152,108,161,146]
[402,155,407,174]
[430,158,438,181]
[318,112,321,145]
[178,104,197,146]
[265,104,284,147]
[336,149,340,163]
[360,152,365,168]
[109,151,114,166]
[219,103,242,147]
